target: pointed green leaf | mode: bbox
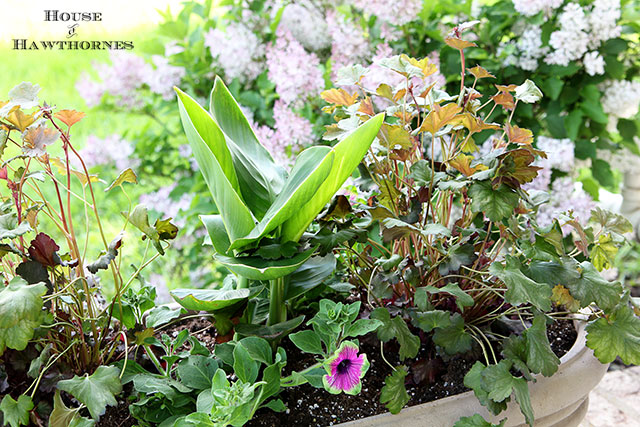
[489,256,552,311]
[177,355,219,390]
[586,304,640,365]
[175,87,255,243]
[0,276,46,355]
[235,315,305,341]
[380,366,409,414]
[0,395,33,427]
[524,315,560,376]
[229,146,334,250]
[170,288,252,312]
[281,114,384,242]
[105,168,137,192]
[68,417,95,427]
[463,362,508,415]
[49,390,81,427]
[285,254,336,300]
[200,214,231,255]
[57,366,122,420]
[424,283,474,311]
[371,307,420,360]
[566,262,622,312]
[209,77,285,220]
[289,330,325,355]
[215,246,316,281]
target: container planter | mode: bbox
[340,320,606,427]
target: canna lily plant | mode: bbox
[172,77,384,334]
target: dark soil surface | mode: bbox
[247,319,577,427]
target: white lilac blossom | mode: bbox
[77,134,138,170]
[545,3,590,66]
[266,29,324,106]
[164,41,185,57]
[583,51,606,76]
[144,56,186,101]
[278,2,331,51]
[536,137,574,173]
[253,100,314,167]
[587,0,621,49]
[498,26,549,71]
[599,80,640,120]
[138,183,193,228]
[326,11,371,76]
[512,0,563,17]
[351,0,423,26]
[204,23,265,83]
[597,147,640,174]
[536,177,596,230]
[22,124,59,157]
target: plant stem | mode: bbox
[268,276,286,326]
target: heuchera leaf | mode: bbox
[565,261,622,312]
[489,256,552,311]
[105,168,137,192]
[54,109,86,127]
[0,276,46,355]
[468,182,519,223]
[0,394,33,427]
[454,415,505,427]
[0,213,31,241]
[419,103,462,134]
[371,307,420,360]
[380,366,410,414]
[586,304,640,365]
[432,313,473,354]
[57,365,122,420]
[523,315,560,376]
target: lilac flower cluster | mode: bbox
[279,2,331,51]
[266,28,325,106]
[326,11,371,75]
[522,136,595,230]
[351,0,423,26]
[599,80,640,120]
[253,100,314,167]
[204,23,265,84]
[138,182,193,227]
[77,134,139,171]
[502,0,620,75]
[76,52,186,108]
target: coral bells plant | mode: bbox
[0,82,177,425]
[314,22,640,424]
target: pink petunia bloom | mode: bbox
[323,341,369,395]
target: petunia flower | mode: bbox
[322,341,370,395]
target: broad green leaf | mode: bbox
[380,366,409,414]
[215,247,316,281]
[424,283,474,311]
[209,77,285,220]
[68,417,95,427]
[146,305,183,328]
[0,276,46,355]
[235,315,305,341]
[566,261,622,311]
[489,256,552,311]
[454,415,506,427]
[177,355,218,390]
[229,146,334,250]
[233,343,259,383]
[289,330,324,354]
[371,307,420,360]
[105,168,137,192]
[175,87,255,243]
[170,288,251,311]
[586,304,640,365]
[200,214,231,255]
[411,310,451,332]
[0,395,33,427]
[481,360,520,402]
[281,114,384,242]
[285,254,336,300]
[345,318,383,338]
[57,365,122,420]
[512,379,534,426]
[432,313,472,355]
[469,182,519,222]
[590,207,633,235]
[523,315,560,376]
[238,337,273,365]
[463,362,508,415]
[49,390,81,427]
[0,213,31,240]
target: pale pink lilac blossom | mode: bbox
[278,2,330,51]
[545,3,590,66]
[138,183,193,228]
[77,134,139,170]
[326,11,371,76]
[583,51,605,76]
[204,23,265,83]
[144,56,186,101]
[599,80,640,120]
[351,0,423,26]
[512,0,563,17]
[266,29,324,106]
